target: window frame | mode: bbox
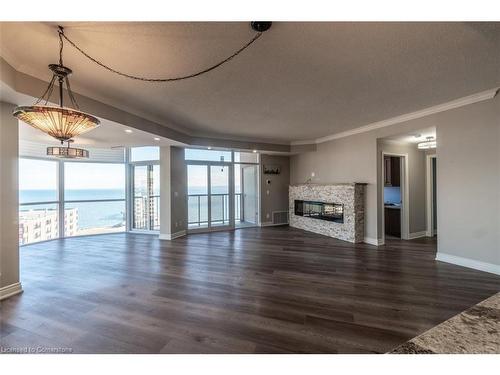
[19,156,127,245]
[126,148,161,233]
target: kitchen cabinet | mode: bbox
[384,156,400,187]
[385,207,401,237]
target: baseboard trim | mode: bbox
[159,230,186,241]
[364,237,384,246]
[0,282,23,301]
[408,231,427,239]
[436,253,500,276]
[260,222,288,227]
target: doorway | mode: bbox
[426,155,437,237]
[381,152,409,242]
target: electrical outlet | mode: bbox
[266,213,270,219]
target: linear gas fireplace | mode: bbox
[289,183,366,243]
[294,200,344,223]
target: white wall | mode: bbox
[291,117,436,241]
[0,101,22,299]
[159,146,172,240]
[170,146,187,235]
[377,140,427,235]
[291,94,500,272]
[260,154,290,225]
[436,97,500,271]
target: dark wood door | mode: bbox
[391,157,401,187]
[385,208,401,237]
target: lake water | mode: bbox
[20,189,126,230]
[19,187,231,229]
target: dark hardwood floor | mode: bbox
[1,227,499,353]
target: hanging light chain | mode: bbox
[57,27,264,82]
[34,75,56,105]
[58,25,64,66]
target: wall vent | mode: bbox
[272,211,289,225]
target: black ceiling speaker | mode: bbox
[251,22,272,32]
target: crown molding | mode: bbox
[291,88,499,146]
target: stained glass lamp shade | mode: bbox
[13,105,99,142]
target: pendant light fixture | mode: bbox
[12,26,99,158]
[12,22,272,159]
[417,136,437,150]
[47,140,89,158]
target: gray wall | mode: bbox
[0,101,20,290]
[159,146,172,238]
[260,154,290,224]
[170,146,187,234]
[290,131,378,239]
[291,95,500,268]
[436,97,500,266]
[377,140,427,234]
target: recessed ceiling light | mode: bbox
[125,129,133,134]
[253,149,257,153]
[154,137,160,141]
[207,147,212,150]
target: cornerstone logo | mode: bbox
[0,346,73,354]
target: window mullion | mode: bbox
[58,160,65,239]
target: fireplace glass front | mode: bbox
[294,200,344,223]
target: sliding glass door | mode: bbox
[235,164,258,228]
[210,165,230,227]
[187,163,232,231]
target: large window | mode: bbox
[185,148,232,162]
[19,159,58,204]
[132,164,160,231]
[64,162,126,236]
[19,158,127,245]
[185,149,259,231]
[130,146,160,162]
[19,159,59,245]
[129,147,160,232]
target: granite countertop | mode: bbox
[390,292,500,354]
[385,204,401,210]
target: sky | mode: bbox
[19,159,125,190]
[19,148,255,191]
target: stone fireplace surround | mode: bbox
[289,183,366,243]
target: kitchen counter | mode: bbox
[384,205,401,210]
[390,292,500,353]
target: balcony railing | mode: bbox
[133,195,160,230]
[188,193,241,227]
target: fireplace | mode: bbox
[289,183,366,243]
[294,200,344,223]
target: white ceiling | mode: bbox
[1,22,499,144]
[1,83,185,148]
[18,116,185,149]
